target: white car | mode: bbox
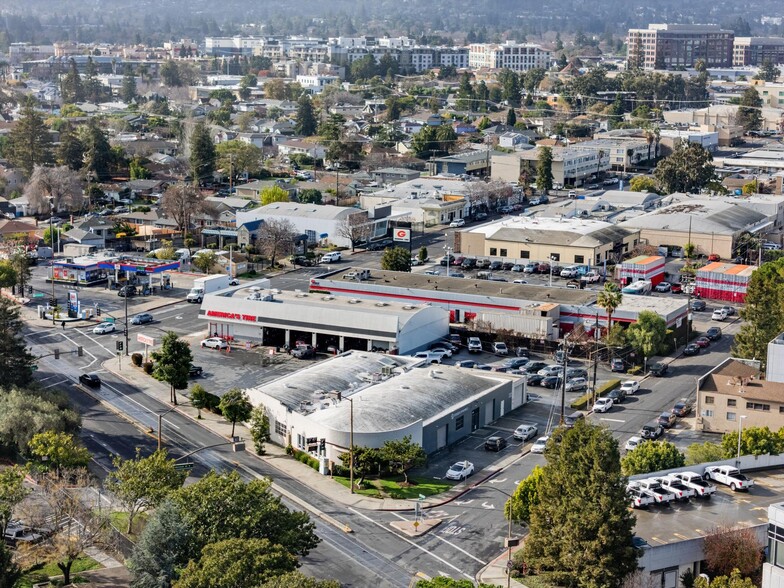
[410,258,424,266]
[620,380,640,395]
[592,397,614,413]
[429,346,453,358]
[654,282,671,293]
[449,218,466,228]
[201,337,228,349]
[560,266,580,278]
[530,436,549,454]
[513,424,538,441]
[625,436,643,451]
[493,342,509,355]
[445,460,474,480]
[93,322,116,334]
[467,337,483,353]
[711,308,728,321]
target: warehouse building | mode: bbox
[200,280,448,353]
[245,351,527,463]
[457,216,640,267]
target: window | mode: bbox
[275,421,287,436]
[747,402,771,411]
[704,396,714,404]
[500,249,507,257]
[574,255,585,264]
[550,253,560,262]
[455,416,464,430]
[520,250,530,259]
[727,399,737,407]
[490,248,497,256]
[296,434,305,449]
[727,412,736,421]
[704,409,714,417]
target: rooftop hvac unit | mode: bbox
[348,298,361,304]
[376,301,388,307]
[381,366,394,376]
[322,295,335,301]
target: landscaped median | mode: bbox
[333,475,452,500]
[570,379,621,410]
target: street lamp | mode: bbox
[737,415,747,466]
[158,403,191,450]
[481,485,518,588]
[49,197,56,324]
[444,236,452,279]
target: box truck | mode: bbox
[187,274,231,303]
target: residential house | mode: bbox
[0,219,40,242]
[234,179,298,201]
[62,227,105,249]
[371,168,422,185]
[237,219,264,247]
[277,139,327,160]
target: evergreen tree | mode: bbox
[455,72,475,110]
[523,421,638,586]
[83,57,102,103]
[151,332,193,404]
[7,98,52,176]
[653,142,715,194]
[0,296,35,390]
[160,60,182,87]
[506,108,517,126]
[189,121,216,186]
[756,60,781,83]
[535,146,554,192]
[121,64,137,104]
[79,119,112,180]
[60,58,85,104]
[736,86,763,132]
[56,123,85,171]
[295,94,317,136]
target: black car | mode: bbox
[291,256,316,267]
[440,255,455,266]
[541,375,562,389]
[488,261,503,271]
[484,436,508,451]
[79,373,101,387]
[462,258,477,269]
[706,327,722,341]
[690,299,706,312]
[503,357,529,369]
[522,361,548,374]
[118,285,137,297]
[189,364,204,377]
[502,262,516,271]
[606,388,626,403]
[649,362,669,377]
[526,374,545,386]
[683,343,701,356]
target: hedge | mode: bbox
[131,353,143,367]
[570,379,621,410]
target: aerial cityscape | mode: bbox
[2,2,784,587]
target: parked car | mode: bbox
[683,343,701,356]
[670,283,683,294]
[538,365,563,377]
[565,367,588,379]
[592,397,614,413]
[449,218,466,228]
[523,263,539,274]
[649,362,669,376]
[511,264,524,272]
[484,436,508,451]
[440,254,455,266]
[711,308,728,321]
[291,344,316,359]
[691,299,707,311]
[671,401,691,417]
[671,471,717,499]
[706,327,722,341]
[640,422,664,440]
[424,269,440,276]
[536,263,551,274]
[526,374,545,386]
[657,412,677,429]
[118,285,137,297]
[721,305,736,316]
[703,465,754,491]
[654,281,671,293]
[413,351,444,364]
[467,337,483,353]
[522,361,548,374]
[628,486,655,509]
[429,346,453,358]
[488,261,503,271]
[501,262,516,271]
[188,364,204,377]
[565,377,588,392]
[560,266,580,278]
[610,358,625,373]
[446,461,475,480]
[201,337,228,350]
[530,436,549,454]
[410,257,424,266]
[130,313,154,325]
[635,479,675,505]
[503,358,529,370]
[461,257,477,269]
[78,373,101,387]
[541,375,562,389]
[492,342,509,355]
[513,424,538,441]
[620,380,640,395]
[625,436,643,451]
[455,360,477,368]
[708,253,721,262]
[656,476,695,501]
[93,321,116,334]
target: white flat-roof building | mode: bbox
[492,146,611,187]
[468,41,551,71]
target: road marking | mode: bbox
[488,478,507,485]
[390,513,487,566]
[453,499,474,506]
[43,378,70,389]
[600,417,626,423]
[481,502,495,510]
[350,508,473,579]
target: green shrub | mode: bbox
[570,379,621,409]
[142,362,154,374]
[205,392,222,414]
[131,353,143,367]
[628,366,642,375]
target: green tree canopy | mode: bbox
[151,332,193,404]
[535,146,554,192]
[79,119,113,181]
[218,388,253,437]
[0,466,29,535]
[625,310,668,359]
[523,420,638,587]
[28,431,90,473]
[261,185,290,206]
[7,99,52,176]
[121,64,137,103]
[685,441,726,465]
[249,406,271,455]
[505,464,543,523]
[192,251,217,274]
[695,569,755,588]
[105,449,187,534]
[733,257,784,368]
[721,425,784,458]
[597,282,623,329]
[176,538,298,588]
[298,189,322,205]
[756,60,781,83]
[0,388,81,453]
[295,94,318,136]
[216,140,262,181]
[653,142,716,195]
[380,246,412,272]
[621,440,685,476]
[629,175,658,193]
[380,435,426,484]
[56,123,85,171]
[189,121,216,186]
[736,87,763,132]
[258,572,341,588]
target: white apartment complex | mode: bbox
[626,24,734,70]
[491,146,610,186]
[468,41,551,71]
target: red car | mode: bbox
[708,253,721,262]
[537,263,551,274]
[670,283,683,294]
[695,336,711,348]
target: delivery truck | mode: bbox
[186,274,232,303]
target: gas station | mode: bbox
[50,255,179,291]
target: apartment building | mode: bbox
[491,146,610,186]
[733,37,784,67]
[626,24,734,70]
[468,41,551,72]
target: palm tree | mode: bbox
[597,282,623,330]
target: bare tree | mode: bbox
[19,469,110,586]
[703,525,764,579]
[22,166,85,214]
[160,182,204,239]
[258,219,297,268]
[336,211,372,251]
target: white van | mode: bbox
[320,252,342,263]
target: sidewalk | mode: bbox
[476,546,529,588]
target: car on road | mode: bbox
[671,401,690,417]
[703,465,754,491]
[484,436,508,451]
[625,436,643,451]
[201,337,228,350]
[654,281,671,293]
[691,299,707,311]
[620,380,640,395]
[706,327,722,341]
[445,461,475,480]
[513,424,538,441]
[610,358,626,373]
[229,278,240,286]
[410,257,424,266]
[93,322,116,334]
[640,422,664,440]
[607,388,626,404]
[683,343,701,356]
[117,285,137,297]
[467,337,483,353]
[78,373,102,387]
[657,411,677,429]
[694,336,711,348]
[130,313,154,325]
[188,364,203,377]
[592,397,614,413]
[565,377,588,392]
[530,436,549,454]
[424,269,440,276]
[649,362,669,376]
[492,342,509,355]
[449,218,466,228]
[711,308,728,321]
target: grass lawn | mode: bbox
[109,511,147,539]
[17,556,101,588]
[333,475,452,499]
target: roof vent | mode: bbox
[375,301,388,307]
[348,298,361,304]
[402,304,414,310]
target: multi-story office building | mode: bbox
[733,37,784,66]
[468,41,551,71]
[626,24,734,70]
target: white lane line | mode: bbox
[389,512,486,566]
[349,507,473,580]
[600,417,626,423]
[43,379,70,389]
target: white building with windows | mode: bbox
[491,146,611,186]
[296,74,340,93]
[468,41,551,71]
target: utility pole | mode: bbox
[559,332,570,425]
[592,312,600,404]
[49,197,56,324]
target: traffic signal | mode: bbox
[116,341,124,352]
[96,307,101,316]
[28,285,32,295]
[54,349,60,359]
[77,346,83,357]
[319,438,326,452]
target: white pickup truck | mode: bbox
[582,271,602,283]
[703,466,754,491]
[634,479,675,504]
[670,471,717,499]
[657,476,695,501]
